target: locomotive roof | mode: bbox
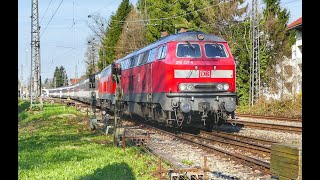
[116,31,226,62]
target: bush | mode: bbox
[237,94,302,118]
[18,100,30,113]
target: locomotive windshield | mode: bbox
[205,43,228,58]
[177,43,201,58]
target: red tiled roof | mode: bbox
[70,78,80,85]
[288,17,302,29]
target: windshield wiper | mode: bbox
[186,41,195,51]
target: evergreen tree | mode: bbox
[99,0,133,70]
[137,0,192,43]
[52,66,68,87]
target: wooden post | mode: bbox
[203,156,208,180]
[158,158,162,180]
[270,143,302,180]
[122,130,126,152]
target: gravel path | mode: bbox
[126,127,273,180]
[122,117,301,179]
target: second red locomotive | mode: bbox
[99,31,237,129]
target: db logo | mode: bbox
[200,70,210,77]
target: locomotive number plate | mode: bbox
[200,70,210,77]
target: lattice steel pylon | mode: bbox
[249,0,260,106]
[30,0,42,107]
[20,64,23,98]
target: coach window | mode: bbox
[204,43,228,58]
[177,43,201,58]
[147,48,157,63]
[120,61,125,70]
[121,60,125,70]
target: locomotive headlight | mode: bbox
[223,84,230,91]
[187,84,194,90]
[224,100,236,112]
[178,84,187,91]
[180,101,192,113]
[217,84,223,90]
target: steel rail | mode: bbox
[236,113,302,122]
[226,120,302,134]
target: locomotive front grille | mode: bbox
[185,83,229,92]
[194,84,216,89]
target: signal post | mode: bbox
[111,62,123,146]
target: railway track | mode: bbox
[226,119,302,134]
[199,130,274,153]
[207,130,275,146]
[236,113,302,122]
[178,131,271,160]
[142,124,271,173]
[46,98,275,173]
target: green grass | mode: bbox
[18,101,164,180]
[181,159,194,166]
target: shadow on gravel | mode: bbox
[211,124,243,133]
[169,123,244,135]
[78,162,136,180]
[210,171,240,180]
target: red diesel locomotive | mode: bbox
[99,31,237,129]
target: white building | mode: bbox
[263,17,302,100]
[283,17,302,96]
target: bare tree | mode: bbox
[87,14,108,43]
[115,8,148,59]
[85,36,100,76]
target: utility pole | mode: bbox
[75,65,78,79]
[20,64,24,98]
[30,0,43,109]
[103,50,105,69]
[249,0,260,106]
[88,39,97,131]
[64,70,66,86]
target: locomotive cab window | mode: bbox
[177,43,201,58]
[205,43,228,58]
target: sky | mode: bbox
[18,0,302,86]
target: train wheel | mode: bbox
[205,120,213,131]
